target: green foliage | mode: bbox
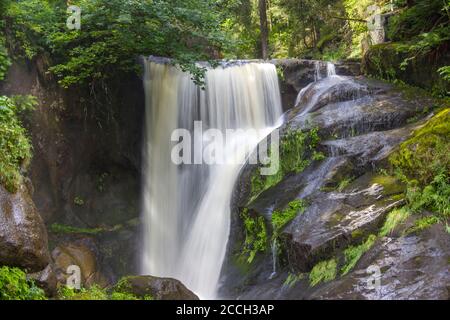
[387,0,450,76]
[272,199,307,235]
[389,109,450,217]
[74,196,85,206]
[58,281,152,300]
[111,277,154,300]
[0,266,46,300]
[406,215,440,234]
[58,285,108,300]
[337,176,354,192]
[341,235,377,275]
[283,272,305,288]
[0,41,10,81]
[5,0,228,88]
[0,95,35,192]
[438,66,450,82]
[309,258,337,286]
[240,208,268,264]
[388,0,449,42]
[250,128,323,200]
[379,207,410,237]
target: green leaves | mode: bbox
[5,0,227,88]
[240,208,268,264]
[272,199,306,234]
[0,266,46,300]
[0,95,35,192]
[0,41,10,81]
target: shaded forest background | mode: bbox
[1,0,449,88]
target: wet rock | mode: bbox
[293,76,370,111]
[51,237,108,288]
[288,77,434,138]
[280,174,405,272]
[311,224,450,300]
[29,264,57,297]
[116,275,199,300]
[0,183,50,272]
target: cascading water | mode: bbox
[141,58,283,299]
[327,62,336,77]
[294,62,338,112]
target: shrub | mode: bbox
[0,266,46,300]
[0,95,35,192]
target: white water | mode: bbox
[327,62,336,77]
[141,59,283,299]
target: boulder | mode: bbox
[29,264,57,297]
[115,275,199,300]
[311,224,450,300]
[51,237,108,288]
[0,183,50,272]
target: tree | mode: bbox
[258,0,269,59]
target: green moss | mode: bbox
[240,208,268,264]
[0,266,46,300]
[371,175,404,196]
[309,258,337,287]
[379,208,411,237]
[49,223,106,235]
[341,235,377,276]
[272,199,307,235]
[390,109,450,217]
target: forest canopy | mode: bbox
[0,0,449,88]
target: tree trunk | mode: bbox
[259,0,269,60]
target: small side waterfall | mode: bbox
[327,62,336,77]
[141,59,283,299]
[294,62,338,111]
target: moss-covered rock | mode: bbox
[113,275,198,300]
[362,42,450,93]
[389,109,450,216]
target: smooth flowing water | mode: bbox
[141,59,283,298]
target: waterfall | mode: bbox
[295,62,338,110]
[327,62,336,77]
[314,61,322,81]
[141,59,283,299]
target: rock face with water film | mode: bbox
[220,69,449,300]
